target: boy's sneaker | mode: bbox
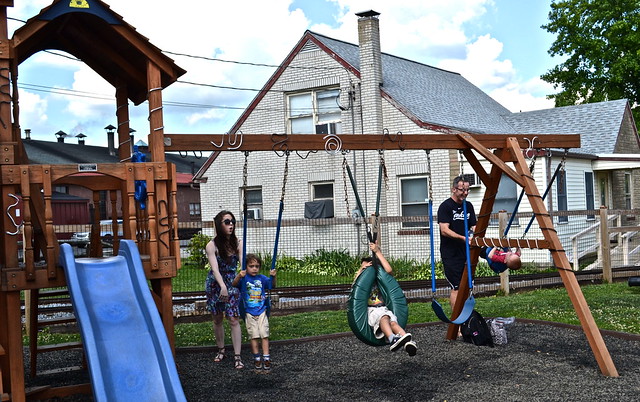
[254,359,263,370]
[263,359,271,372]
[389,333,412,352]
[404,341,417,356]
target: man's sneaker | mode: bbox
[389,333,412,352]
[404,341,417,356]
[254,359,263,370]
[263,359,271,372]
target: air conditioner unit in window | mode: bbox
[463,173,481,188]
[246,207,262,220]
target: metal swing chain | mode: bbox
[425,150,434,202]
[342,156,352,218]
[242,151,249,210]
[458,150,464,177]
[280,151,290,205]
[378,150,389,191]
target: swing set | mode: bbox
[165,131,618,378]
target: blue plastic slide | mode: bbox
[59,240,186,402]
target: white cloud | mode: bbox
[8,0,554,142]
[489,77,556,113]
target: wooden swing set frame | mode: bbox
[0,1,617,401]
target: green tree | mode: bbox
[541,0,640,123]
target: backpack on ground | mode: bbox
[460,309,494,347]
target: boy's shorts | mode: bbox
[245,311,270,339]
[367,306,398,339]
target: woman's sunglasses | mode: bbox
[223,218,236,225]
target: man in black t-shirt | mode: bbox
[437,175,477,309]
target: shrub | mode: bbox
[300,249,358,277]
[185,232,212,269]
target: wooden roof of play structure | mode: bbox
[11,0,185,105]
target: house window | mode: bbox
[585,172,595,220]
[400,176,428,228]
[312,182,333,201]
[304,182,334,219]
[557,170,568,223]
[491,174,519,227]
[189,203,201,217]
[624,172,632,209]
[244,187,263,220]
[54,185,69,194]
[288,89,342,135]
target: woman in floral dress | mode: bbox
[205,210,244,369]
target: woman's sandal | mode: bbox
[234,354,245,370]
[214,348,225,363]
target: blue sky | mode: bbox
[8,0,561,146]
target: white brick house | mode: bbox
[196,10,640,262]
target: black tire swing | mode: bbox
[345,153,409,346]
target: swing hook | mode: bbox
[5,193,23,235]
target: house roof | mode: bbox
[23,139,205,178]
[311,32,515,134]
[219,29,634,174]
[11,0,185,105]
[503,99,630,154]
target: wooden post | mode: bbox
[599,206,612,283]
[508,138,618,377]
[498,210,510,295]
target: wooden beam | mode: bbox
[446,148,506,339]
[457,134,524,186]
[506,137,619,377]
[163,133,581,152]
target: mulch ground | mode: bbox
[25,319,640,401]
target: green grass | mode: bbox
[26,281,640,347]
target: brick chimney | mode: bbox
[76,133,87,145]
[356,10,383,135]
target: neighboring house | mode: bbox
[196,10,640,262]
[23,133,205,234]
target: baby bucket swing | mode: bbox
[345,152,409,346]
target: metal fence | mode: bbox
[176,208,640,291]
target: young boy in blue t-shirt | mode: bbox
[232,254,276,372]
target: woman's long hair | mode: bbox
[213,210,238,263]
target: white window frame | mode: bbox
[585,171,595,220]
[311,182,334,202]
[557,169,568,224]
[189,203,201,217]
[243,187,263,220]
[287,88,342,135]
[399,176,429,229]
[624,172,632,209]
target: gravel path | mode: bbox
[26,320,640,401]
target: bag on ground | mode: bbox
[461,309,494,347]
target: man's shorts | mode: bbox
[367,306,398,339]
[245,311,270,339]
[442,255,466,290]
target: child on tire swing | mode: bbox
[354,242,417,356]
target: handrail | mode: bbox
[571,214,616,270]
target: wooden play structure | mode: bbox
[0,1,619,401]
[0,1,185,400]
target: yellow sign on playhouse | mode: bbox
[69,0,90,9]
